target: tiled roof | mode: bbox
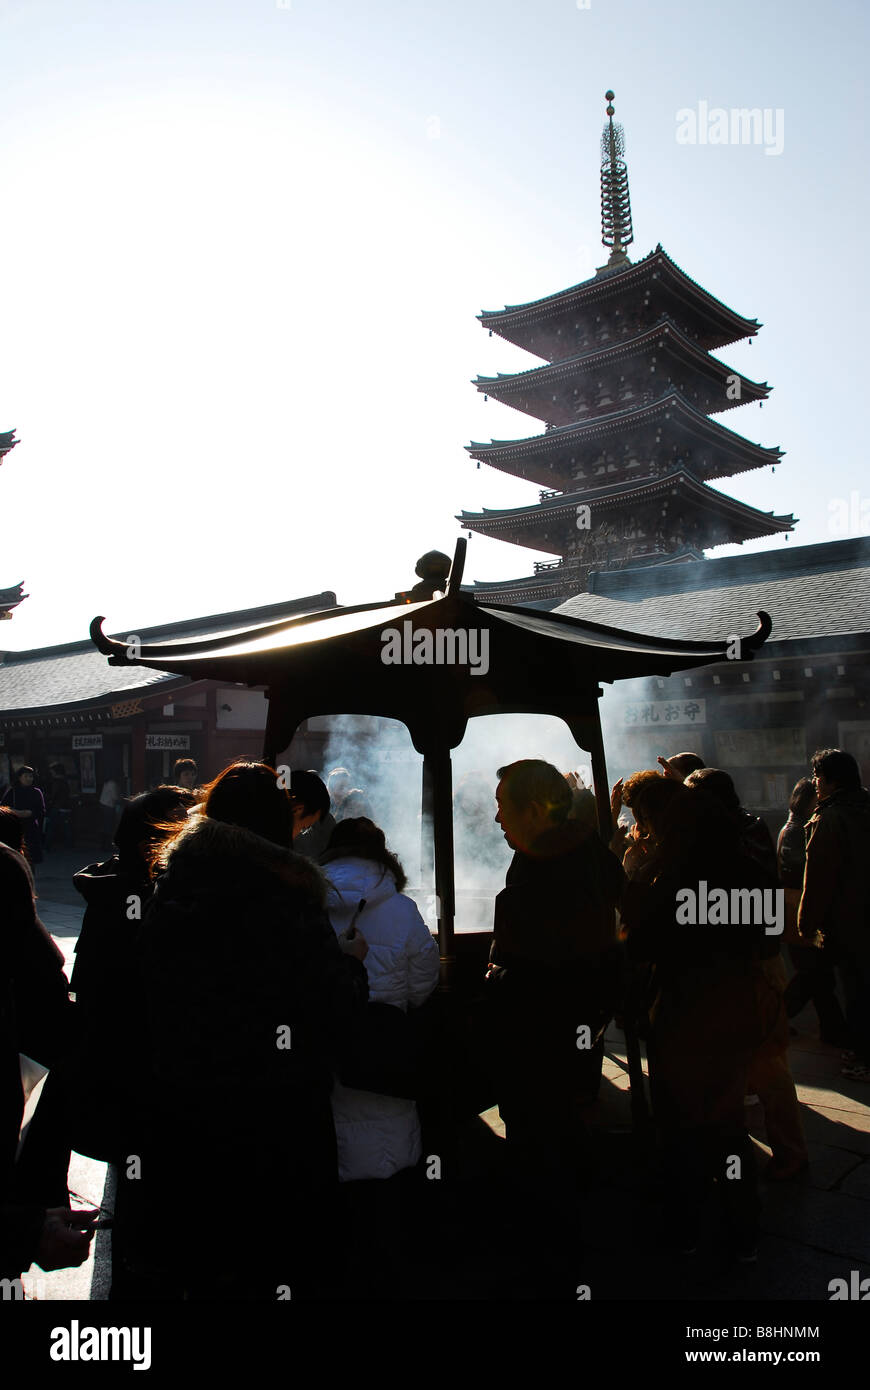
[554,539,870,642]
[478,246,760,336]
[0,592,336,716]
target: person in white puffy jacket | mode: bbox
[320,817,440,1183]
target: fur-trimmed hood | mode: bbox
[154,812,327,911]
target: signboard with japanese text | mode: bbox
[145,734,191,751]
[72,734,103,750]
[622,699,706,727]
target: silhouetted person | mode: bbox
[290,769,334,860]
[799,748,870,1082]
[321,817,439,1286]
[682,772,806,1181]
[0,843,97,1281]
[488,760,624,1171]
[684,767,777,881]
[657,751,705,782]
[621,777,778,1258]
[779,777,847,1046]
[336,788,374,822]
[2,766,45,864]
[136,761,369,1299]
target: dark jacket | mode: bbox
[71,858,151,1007]
[485,823,624,1106]
[59,859,154,1160]
[777,815,807,890]
[622,838,774,977]
[139,815,369,1177]
[293,812,337,862]
[491,820,624,973]
[799,788,870,951]
[738,809,778,883]
[0,846,71,1279]
[621,836,780,1129]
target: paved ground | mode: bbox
[21,845,870,1301]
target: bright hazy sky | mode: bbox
[1,0,867,651]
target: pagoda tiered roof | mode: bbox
[0,582,27,620]
[473,318,769,426]
[466,390,783,491]
[0,429,18,464]
[459,470,795,553]
[478,247,760,361]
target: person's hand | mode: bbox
[610,778,624,822]
[33,1206,99,1271]
[340,930,368,962]
[657,755,682,781]
[564,770,580,790]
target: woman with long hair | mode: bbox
[136,761,369,1300]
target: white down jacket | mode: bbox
[323,857,440,1182]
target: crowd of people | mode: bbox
[0,743,867,1297]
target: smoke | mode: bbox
[315,710,596,934]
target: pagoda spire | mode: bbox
[599,89,634,271]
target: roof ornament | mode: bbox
[599,90,634,272]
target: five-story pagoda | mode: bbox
[459,92,795,604]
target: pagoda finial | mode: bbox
[599,89,634,271]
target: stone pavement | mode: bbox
[21,847,870,1301]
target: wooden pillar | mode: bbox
[205,686,218,781]
[588,703,613,841]
[424,745,455,985]
[131,714,146,793]
[262,688,298,769]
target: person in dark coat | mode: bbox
[621,778,780,1258]
[136,761,370,1300]
[799,748,870,1081]
[32,785,193,1297]
[1,766,46,865]
[0,843,97,1282]
[778,777,847,1044]
[487,760,625,1172]
[681,772,807,1181]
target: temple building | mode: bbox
[0,427,26,620]
[0,591,336,828]
[459,93,795,603]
